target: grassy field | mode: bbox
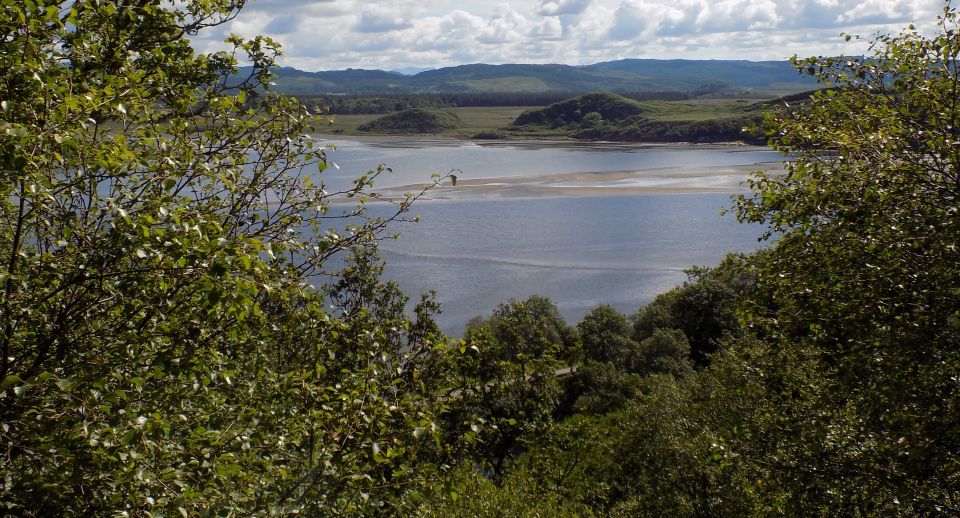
[638,99,765,121]
[317,113,380,134]
[446,106,539,137]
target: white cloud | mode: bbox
[694,0,780,32]
[608,0,694,39]
[538,0,593,16]
[531,15,565,39]
[353,11,413,33]
[187,0,943,70]
[475,3,527,43]
[263,15,301,35]
[837,0,925,23]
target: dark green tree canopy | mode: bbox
[632,254,755,366]
[445,296,574,473]
[577,304,636,365]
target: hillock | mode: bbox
[513,92,646,127]
[357,108,462,133]
[512,93,766,143]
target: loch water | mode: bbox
[322,137,780,335]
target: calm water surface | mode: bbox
[321,138,777,335]
[376,194,766,335]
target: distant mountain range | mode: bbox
[252,59,820,97]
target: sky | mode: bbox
[190,0,944,71]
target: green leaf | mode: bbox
[1,375,22,391]
[207,285,224,305]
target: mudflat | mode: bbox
[378,162,781,199]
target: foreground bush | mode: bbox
[0,1,453,514]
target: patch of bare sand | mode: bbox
[377,162,782,199]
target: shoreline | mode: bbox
[311,132,766,150]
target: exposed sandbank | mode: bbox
[376,162,782,200]
[314,133,767,150]
[310,135,784,200]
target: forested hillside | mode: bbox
[255,59,818,97]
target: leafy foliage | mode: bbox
[559,361,643,416]
[442,296,575,473]
[0,1,455,515]
[733,5,960,510]
[414,462,594,517]
[633,328,694,379]
[480,294,580,364]
[632,253,757,366]
[577,305,636,365]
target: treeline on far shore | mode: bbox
[302,91,692,115]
